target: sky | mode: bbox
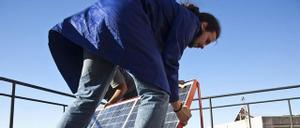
[0,0,300,128]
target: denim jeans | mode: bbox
[129,73,170,128]
[58,50,169,128]
[57,50,117,128]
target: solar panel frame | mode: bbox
[88,80,203,128]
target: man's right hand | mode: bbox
[171,100,192,125]
[175,105,192,126]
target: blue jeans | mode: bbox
[57,50,117,128]
[58,50,169,128]
[129,73,170,128]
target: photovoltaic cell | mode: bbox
[88,80,201,128]
[88,98,138,128]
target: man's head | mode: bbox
[183,4,221,49]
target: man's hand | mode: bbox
[171,100,192,126]
[176,105,191,126]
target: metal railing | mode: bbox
[0,76,75,128]
[191,84,300,128]
[1,76,300,128]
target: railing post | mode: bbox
[63,106,66,112]
[247,104,252,128]
[9,82,16,128]
[209,98,214,128]
[288,100,294,128]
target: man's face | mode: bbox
[190,31,216,49]
[188,22,217,49]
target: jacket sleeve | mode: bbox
[162,33,181,103]
[161,11,185,103]
[161,4,200,103]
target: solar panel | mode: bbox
[88,80,203,128]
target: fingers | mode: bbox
[182,106,192,119]
[181,122,187,126]
[175,106,192,124]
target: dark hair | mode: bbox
[182,4,221,39]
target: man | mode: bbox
[48,0,220,127]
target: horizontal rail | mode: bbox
[0,76,75,98]
[0,92,68,107]
[190,96,300,111]
[194,84,300,100]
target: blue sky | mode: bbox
[0,0,300,128]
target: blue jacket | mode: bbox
[48,0,200,102]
